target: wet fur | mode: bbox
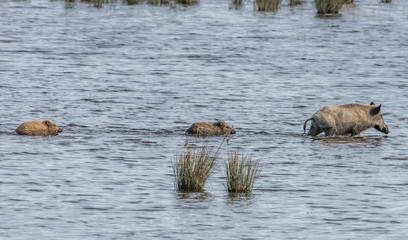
[304,103,389,137]
[16,120,63,136]
[186,121,236,136]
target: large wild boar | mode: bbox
[16,120,63,136]
[303,102,389,136]
[186,121,236,136]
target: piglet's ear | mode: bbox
[370,102,375,106]
[43,120,52,126]
[370,104,382,115]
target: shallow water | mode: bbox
[1,0,408,239]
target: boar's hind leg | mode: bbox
[307,121,323,136]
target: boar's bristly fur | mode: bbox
[186,121,236,136]
[16,120,63,136]
[304,103,389,137]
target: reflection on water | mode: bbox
[226,192,254,206]
[308,135,385,147]
[176,190,255,207]
[64,0,197,8]
[176,192,213,205]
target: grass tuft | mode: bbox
[315,0,344,14]
[126,0,143,4]
[254,0,281,11]
[225,151,260,193]
[290,0,303,6]
[174,143,221,192]
[174,0,199,5]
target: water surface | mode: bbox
[1,0,408,239]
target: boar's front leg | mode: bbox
[349,127,363,137]
[322,127,337,137]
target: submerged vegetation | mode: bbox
[230,0,245,9]
[64,0,115,7]
[145,0,171,5]
[225,151,260,194]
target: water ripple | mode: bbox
[1,0,408,239]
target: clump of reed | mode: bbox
[254,0,281,11]
[225,151,260,194]
[315,0,344,14]
[381,0,391,3]
[173,143,221,192]
[126,0,143,4]
[343,0,353,3]
[290,0,303,6]
[174,0,199,5]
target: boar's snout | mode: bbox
[375,125,389,134]
[58,128,63,133]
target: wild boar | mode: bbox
[16,120,63,136]
[303,102,389,136]
[186,121,236,136]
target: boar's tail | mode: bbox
[303,118,313,134]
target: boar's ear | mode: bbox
[43,120,52,126]
[370,104,382,115]
[370,102,375,106]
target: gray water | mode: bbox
[1,0,408,239]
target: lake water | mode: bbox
[1,0,408,239]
